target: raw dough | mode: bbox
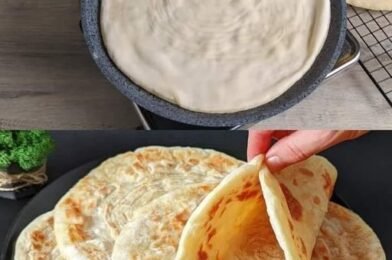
[347,0,392,11]
[101,0,330,113]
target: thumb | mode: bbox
[247,130,274,161]
[265,130,367,172]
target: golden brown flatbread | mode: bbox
[15,148,385,260]
[312,202,386,260]
[53,147,242,259]
[176,155,337,260]
[112,184,215,259]
[14,212,63,260]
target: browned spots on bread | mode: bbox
[31,230,45,250]
[207,228,216,243]
[236,189,259,201]
[208,155,234,171]
[46,216,54,226]
[69,224,87,242]
[329,203,351,221]
[293,178,298,186]
[313,196,321,205]
[200,185,212,192]
[44,239,56,249]
[136,153,144,161]
[299,168,314,177]
[133,161,147,171]
[243,181,252,189]
[64,198,82,219]
[175,210,189,225]
[319,243,327,254]
[181,163,192,171]
[206,224,212,233]
[189,158,199,165]
[198,245,208,260]
[152,233,176,248]
[288,220,294,231]
[97,183,112,196]
[219,205,227,217]
[300,238,307,256]
[322,171,333,196]
[280,184,302,221]
[137,149,172,162]
[209,198,223,219]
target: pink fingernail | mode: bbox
[266,156,281,169]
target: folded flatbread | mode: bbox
[53,147,242,259]
[176,155,337,260]
[260,156,337,260]
[176,155,385,260]
[14,211,63,260]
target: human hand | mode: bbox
[247,130,368,172]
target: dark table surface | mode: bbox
[0,131,391,257]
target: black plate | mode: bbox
[1,160,101,260]
[1,158,349,260]
[80,0,346,127]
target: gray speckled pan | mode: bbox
[81,0,346,127]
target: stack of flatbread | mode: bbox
[14,147,385,260]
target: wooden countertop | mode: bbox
[253,63,392,129]
[1,1,391,129]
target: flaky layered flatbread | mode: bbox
[14,212,63,260]
[53,147,242,259]
[176,155,337,260]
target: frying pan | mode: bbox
[80,0,346,127]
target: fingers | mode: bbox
[266,130,331,172]
[272,130,295,140]
[247,130,274,161]
[265,130,368,172]
[247,130,368,171]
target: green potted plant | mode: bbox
[0,130,54,199]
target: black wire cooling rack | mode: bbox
[348,6,392,107]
